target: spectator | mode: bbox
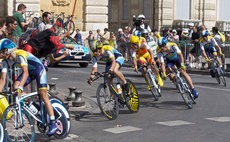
[86,30,94,41]
[180,29,190,61]
[96,29,101,41]
[212,27,225,48]
[152,29,161,42]
[132,14,151,34]
[190,26,200,68]
[3,16,17,43]
[109,32,117,49]
[0,17,6,40]
[99,28,110,44]
[163,28,170,38]
[13,4,32,37]
[188,23,194,38]
[38,12,52,32]
[116,28,127,58]
[124,26,131,61]
[167,29,179,43]
[74,29,82,45]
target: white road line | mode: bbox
[104,126,142,134]
[195,85,230,92]
[206,117,230,122]
[51,78,59,80]
[156,120,195,126]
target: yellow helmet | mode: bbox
[131,36,140,44]
[89,40,103,51]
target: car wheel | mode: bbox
[79,63,88,68]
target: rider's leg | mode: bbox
[113,63,126,85]
[213,52,222,67]
[150,63,163,87]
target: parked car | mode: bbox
[49,37,91,67]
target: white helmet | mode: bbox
[137,14,145,20]
[141,29,148,35]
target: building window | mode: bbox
[219,0,230,21]
[176,0,191,20]
[122,0,129,20]
[143,0,150,20]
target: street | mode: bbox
[35,63,230,142]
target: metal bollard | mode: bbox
[48,83,58,96]
[66,87,77,101]
[72,90,85,107]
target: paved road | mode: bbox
[39,64,230,142]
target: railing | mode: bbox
[216,21,230,32]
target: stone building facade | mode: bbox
[109,0,230,32]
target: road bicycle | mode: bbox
[90,72,139,120]
[56,12,75,35]
[168,68,196,109]
[210,55,226,87]
[1,91,70,142]
[143,63,161,101]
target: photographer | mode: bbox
[132,14,151,34]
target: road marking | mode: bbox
[196,85,230,92]
[51,78,59,80]
[206,117,230,122]
[63,134,79,140]
[104,126,142,134]
[156,120,195,126]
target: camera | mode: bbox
[132,15,141,27]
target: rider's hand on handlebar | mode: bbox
[87,77,93,85]
[205,56,210,62]
[220,51,224,56]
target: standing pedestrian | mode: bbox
[74,29,82,45]
[38,12,52,32]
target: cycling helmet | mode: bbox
[137,14,145,20]
[141,29,148,35]
[158,37,168,47]
[133,30,141,37]
[130,36,140,44]
[201,30,209,37]
[0,38,17,54]
[89,40,103,52]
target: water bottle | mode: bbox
[116,83,122,95]
[28,101,40,115]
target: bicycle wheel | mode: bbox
[52,102,71,139]
[125,79,139,113]
[177,80,193,109]
[0,123,5,142]
[146,70,159,101]
[96,83,119,120]
[65,21,75,35]
[2,105,35,142]
[217,66,226,87]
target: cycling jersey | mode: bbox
[157,42,181,63]
[200,36,217,51]
[1,49,47,90]
[91,45,124,68]
[130,37,150,57]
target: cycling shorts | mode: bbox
[105,56,124,71]
[166,56,181,68]
[138,52,154,64]
[16,62,47,90]
[205,46,217,58]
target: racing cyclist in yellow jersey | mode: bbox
[130,35,163,90]
[157,37,199,99]
[0,39,58,136]
[200,30,225,77]
[88,40,129,93]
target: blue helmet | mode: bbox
[201,30,209,37]
[133,30,141,37]
[0,38,17,54]
[158,37,168,47]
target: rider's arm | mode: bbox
[16,65,29,89]
[0,72,7,92]
[212,38,222,54]
[109,57,116,71]
[90,56,98,79]
[47,50,69,63]
[130,48,137,70]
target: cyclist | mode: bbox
[88,40,129,93]
[130,35,163,90]
[0,39,58,136]
[200,30,225,77]
[157,37,199,99]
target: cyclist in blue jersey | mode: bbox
[88,40,129,92]
[200,30,225,77]
[0,38,58,136]
[157,37,199,99]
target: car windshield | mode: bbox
[61,37,77,44]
